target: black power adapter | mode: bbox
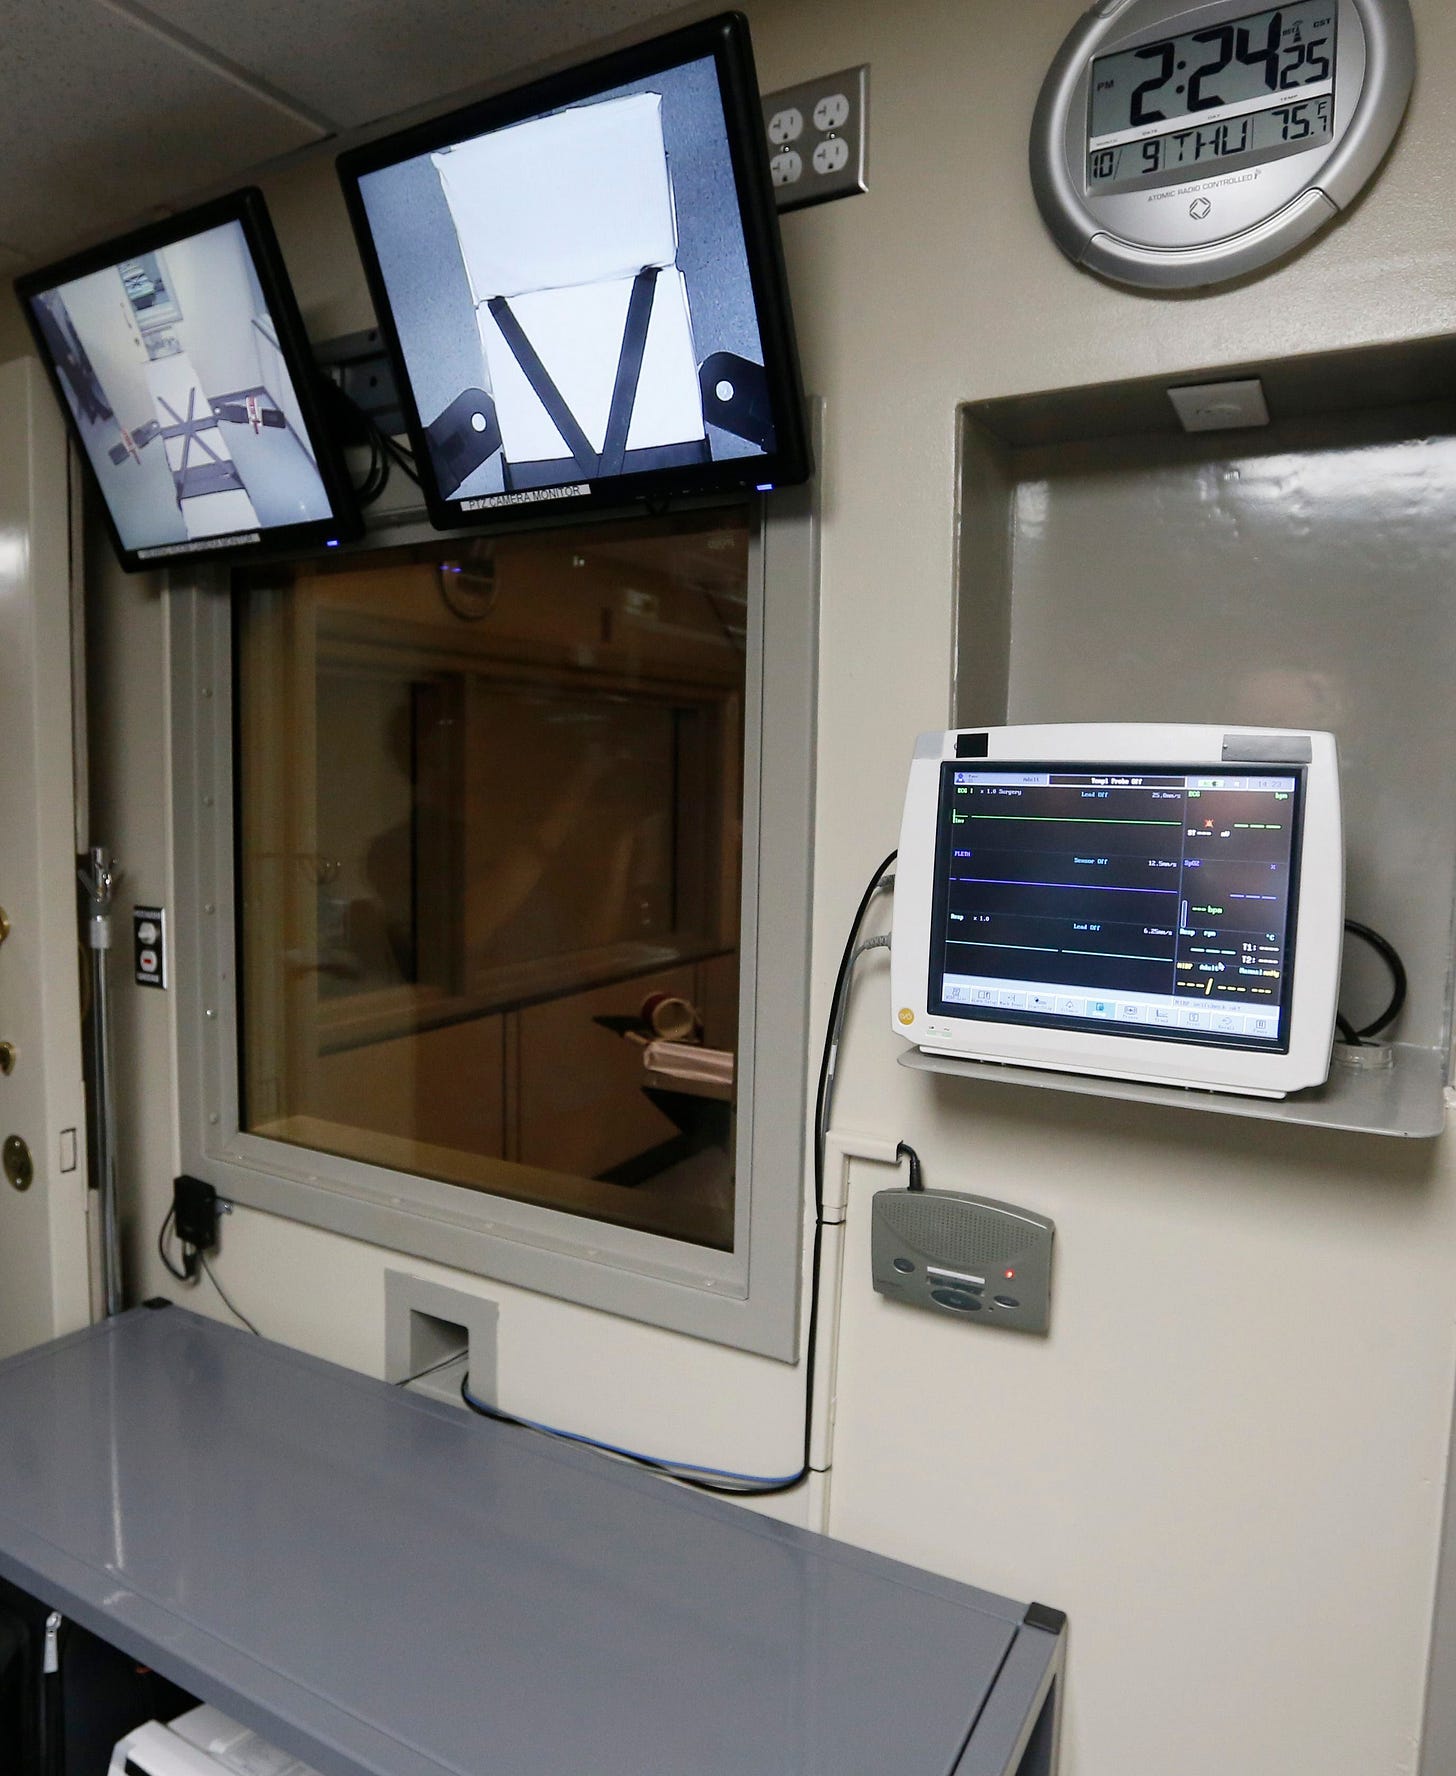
[160,1175,259,1336]
[173,1175,219,1255]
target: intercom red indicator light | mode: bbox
[1004,1269,1016,1280]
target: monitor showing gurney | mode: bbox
[338,12,810,529]
[18,190,358,571]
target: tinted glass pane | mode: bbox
[235,510,747,1250]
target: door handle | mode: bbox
[0,1042,15,1076]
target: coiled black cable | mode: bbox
[1337,918,1407,1046]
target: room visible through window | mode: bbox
[234,509,748,1250]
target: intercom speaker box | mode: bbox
[762,65,869,209]
[872,1190,1055,1333]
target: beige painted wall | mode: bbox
[748,1,1456,1772]
[78,0,1456,1773]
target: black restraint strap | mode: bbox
[157,389,224,476]
[597,266,659,480]
[489,267,662,482]
[487,296,598,477]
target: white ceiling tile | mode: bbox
[0,0,319,263]
[134,0,682,130]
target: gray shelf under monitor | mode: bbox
[899,1041,1449,1139]
[0,1306,1064,1776]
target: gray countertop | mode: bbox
[0,1306,1061,1776]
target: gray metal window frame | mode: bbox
[170,481,818,1360]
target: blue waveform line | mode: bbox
[954,876,1177,895]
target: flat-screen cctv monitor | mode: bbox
[891,724,1343,1098]
[337,11,809,529]
[17,190,358,571]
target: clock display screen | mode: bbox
[1086,2,1337,192]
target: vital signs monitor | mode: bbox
[891,724,1343,1097]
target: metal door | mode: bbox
[0,355,91,1358]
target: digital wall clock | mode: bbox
[1030,0,1415,289]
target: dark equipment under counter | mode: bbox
[0,1306,1064,1776]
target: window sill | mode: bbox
[248,1112,734,1250]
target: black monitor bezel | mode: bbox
[335,10,811,534]
[926,759,1306,1055]
[15,188,361,574]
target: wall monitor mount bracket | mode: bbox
[1030,0,1415,289]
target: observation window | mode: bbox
[234,511,748,1252]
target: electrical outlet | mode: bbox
[812,138,850,176]
[767,105,803,145]
[812,92,850,132]
[761,65,869,212]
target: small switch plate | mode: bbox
[133,904,167,990]
[1168,378,1270,432]
[762,65,868,211]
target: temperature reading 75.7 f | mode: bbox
[1088,90,1331,185]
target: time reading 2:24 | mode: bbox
[1122,7,1334,130]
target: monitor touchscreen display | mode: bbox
[928,762,1304,1051]
[18,192,356,570]
[340,15,809,525]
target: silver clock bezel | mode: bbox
[1030,0,1415,289]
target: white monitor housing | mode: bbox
[892,724,1343,1098]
